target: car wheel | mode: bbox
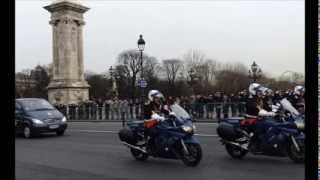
[23,125,33,138]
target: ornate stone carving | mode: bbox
[45,0,90,105]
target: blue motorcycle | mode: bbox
[118,104,202,167]
[217,98,304,163]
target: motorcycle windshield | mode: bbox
[170,104,191,120]
[280,98,300,116]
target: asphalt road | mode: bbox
[16,122,304,180]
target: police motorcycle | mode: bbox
[216,98,304,163]
[118,104,202,167]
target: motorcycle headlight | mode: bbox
[32,118,44,125]
[182,125,193,133]
[294,119,304,131]
[61,116,67,123]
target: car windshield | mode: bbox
[19,99,55,111]
[170,104,190,119]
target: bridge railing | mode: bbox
[55,102,247,121]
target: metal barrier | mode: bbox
[56,102,247,121]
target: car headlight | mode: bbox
[182,125,193,133]
[294,119,304,131]
[192,124,196,133]
[61,117,67,123]
[32,118,44,125]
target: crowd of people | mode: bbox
[53,85,304,121]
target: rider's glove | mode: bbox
[258,109,276,117]
[151,113,165,122]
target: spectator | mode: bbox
[104,98,111,120]
[207,95,214,119]
[122,99,130,120]
[97,98,103,120]
[90,99,97,120]
[109,99,115,120]
[135,98,141,119]
[229,93,238,117]
[129,99,134,119]
[214,92,223,121]
[222,94,230,118]
[113,98,120,120]
[68,103,77,120]
[78,101,85,120]
[84,100,90,119]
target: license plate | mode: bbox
[49,125,59,129]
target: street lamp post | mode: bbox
[137,34,146,120]
[109,66,118,98]
[248,61,262,83]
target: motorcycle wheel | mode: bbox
[130,148,149,161]
[181,143,202,167]
[225,144,248,159]
[287,141,304,163]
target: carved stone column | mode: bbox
[44,0,90,105]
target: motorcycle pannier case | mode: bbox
[118,128,137,145]
[216,122,242,140]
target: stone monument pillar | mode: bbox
[44,0,90,105]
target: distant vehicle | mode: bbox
[15,98,67,138]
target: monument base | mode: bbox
[48,80,89,105]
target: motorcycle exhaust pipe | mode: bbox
[122,142,147,154]
[223,140,248,150]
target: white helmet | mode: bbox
[294,85,305,95]
[262,87,273,95]
[148,90,164,102]
[249,83,264,96]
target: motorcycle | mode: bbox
[216,98,305,163]
[118,104,202,167]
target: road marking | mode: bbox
[69,129,117,133]
[69,129,218,137]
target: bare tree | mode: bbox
[183,49,206,67]
[15,69,35,98]
[117,49,153,100]
[162,59,183,86]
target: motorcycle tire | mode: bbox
[287,141,304,163]
[130,148,149,161]
[181,143,202,167]
[225,144,248,159]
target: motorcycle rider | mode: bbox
[144,90,171,121]
[246,83,276,152]
[289,85,305,114]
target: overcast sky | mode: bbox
[15,0,304,77]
